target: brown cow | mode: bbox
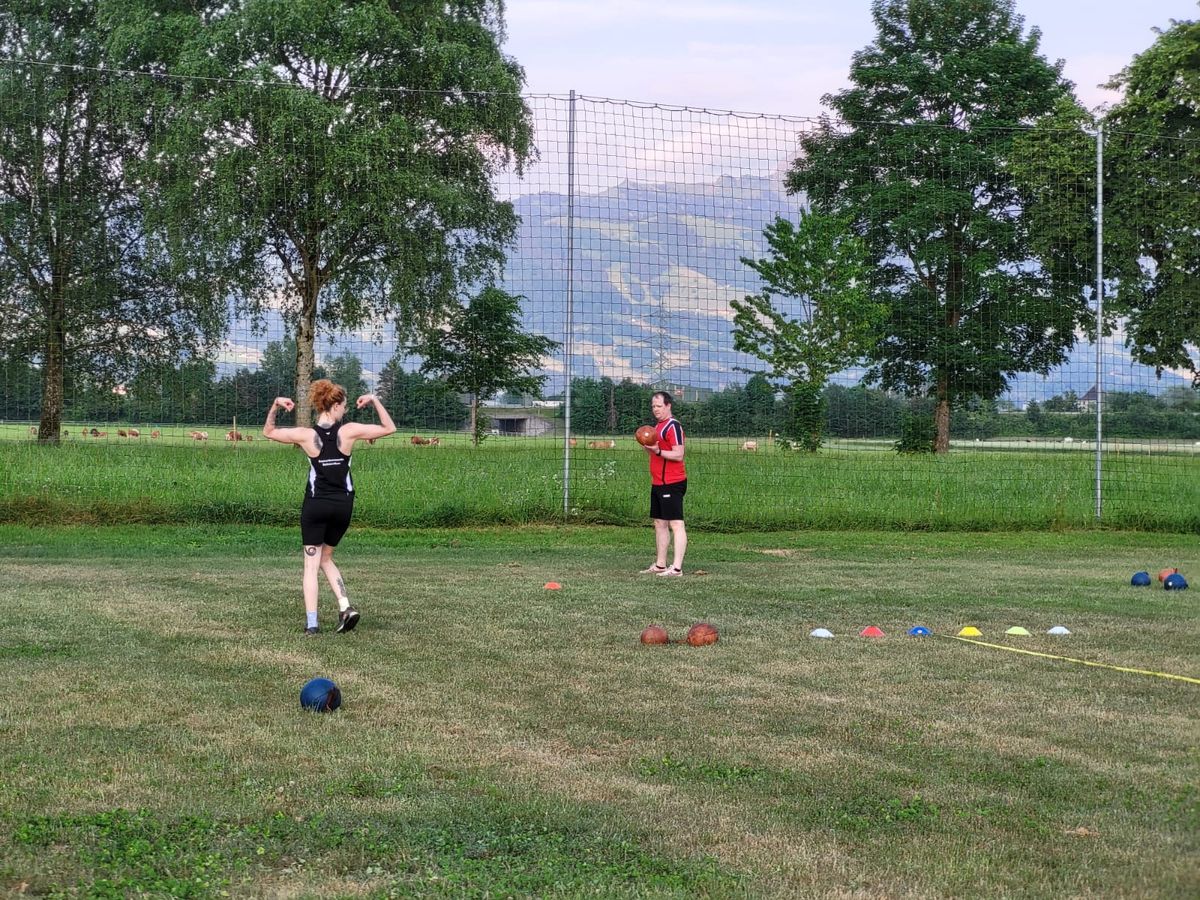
[587,439,616,450]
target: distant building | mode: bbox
[488,413,556,436]
[1079,386,1098,411]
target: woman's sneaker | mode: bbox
[657,566,683,577]
[337,607,360,633]
[640,563,668,574]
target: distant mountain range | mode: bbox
[500,174,1187,402]
[216,173,1187,403]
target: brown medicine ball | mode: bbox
[640,625,669,645]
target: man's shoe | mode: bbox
[657,566,683,577]
[337,606,360,633]
[304,626,319,636]
[639,563,668,574]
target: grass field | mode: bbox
[4,427,1200,531]
[1,525,1196,897]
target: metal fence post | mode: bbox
[1094,124,1104,520]
[562,90,577,519]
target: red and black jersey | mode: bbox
[649,417,686,486]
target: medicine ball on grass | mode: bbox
[686,623,719,646]
[1131,571,1152,586]
[300,677,342,712]
[1164,573,1188,591]
[1158,567,1178,583]
[640,625,670,645]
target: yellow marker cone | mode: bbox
[1005,626,1031,636]
[957,626,983,637]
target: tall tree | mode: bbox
[376,359,467,430]
[0,1,226,443]
[153,0,533,425]
[418,287,558,445]
[787,0,1090,452]
[1102,16,1200,380]
[324,350,368,403]
[733,211,882,450]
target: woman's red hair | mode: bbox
[309,379,346,414]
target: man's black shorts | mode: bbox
[650,480,686,521]
[301,495,354,547]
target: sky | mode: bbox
[502,0,1200,114]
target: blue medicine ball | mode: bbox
[1164,573,1188,591]
[1131,571,1152,586]
[300,677,342,712]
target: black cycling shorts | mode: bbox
[650,480,686,521]
[300,495,354,547]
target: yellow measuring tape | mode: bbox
[942,635,1200,686]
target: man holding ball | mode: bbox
[639,391,687,576]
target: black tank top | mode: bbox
[307,420,353,499]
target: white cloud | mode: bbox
[217,341,263,367]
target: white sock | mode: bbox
[306,611,318,629]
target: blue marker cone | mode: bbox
[908,626,931,637]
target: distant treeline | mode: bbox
[5,351,1200,441]
[0,341,469,431]
[568,376,1200,442]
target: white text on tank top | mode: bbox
[308,421,354,498]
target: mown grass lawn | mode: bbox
[1,525,1196,897]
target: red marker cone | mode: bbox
[859,626,885,638]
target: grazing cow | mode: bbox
[569,438,577,448]
[117,429,128,437]
[741,440,758,451]
[151,429,161,439]
[28,425,37,435]
[587,439,616,450]
[411,435,432,445]
[189,430,209,441]
[127,428,139,438]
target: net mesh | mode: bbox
[2,66,1198,529]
